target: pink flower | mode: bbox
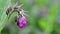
[17,16,27,28]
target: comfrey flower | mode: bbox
[17,8,28,28]
[17,16,27,28]
[6,2,28,28]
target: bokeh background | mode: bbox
[0,0,60,34]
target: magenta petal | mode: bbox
[17,23,24,28]
[19,23,24,28]
[22,18,26,25]
[19,16,27,25]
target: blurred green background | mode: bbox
[0,0,60,34]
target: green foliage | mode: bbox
[0,0,60,34]
[0,0,11,32]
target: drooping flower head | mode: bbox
[17,16,27,28]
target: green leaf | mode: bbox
[38,18,47,30]
[0,11,18,32]
[0,0,19,32]
[0,0,11,32]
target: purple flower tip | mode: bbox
[17,16,27,28]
